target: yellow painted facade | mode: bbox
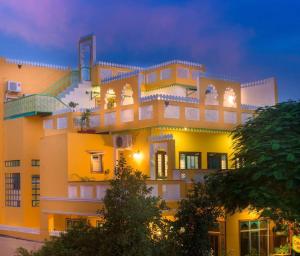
[0,36,279,255]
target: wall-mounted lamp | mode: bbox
[133,150,143,161]
[17,64,22,69]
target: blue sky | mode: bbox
[0,0,299,101]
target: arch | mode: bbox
[104,89,117,110]
[121,83,134,106]
[223,87,237,108]
[205,84,219,105]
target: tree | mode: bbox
[206,101,300,221]
[172,182,223,256]
[99,157,168,256]
[16,221,104,256]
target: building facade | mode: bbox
[0,35,280,255]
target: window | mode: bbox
[91,153,103,173]
[121,84,134,106]
[5,173,21,207]
[32,175,40,207]
[146,72,157,83]
[57,117,67,129]
[43,119,53,129]
[104,89,117,109]
[160,69,171,80]
[5,160,20,167]
[240,220,269,256]
[156,151,168,179]
[223,87,237,108]
[179,152,201,170]
[177,67,189,78]
[100,69,113,80]
[31,159,40,167]
[205,84,219,105]
[207,153,227,170]
[65,218,85,230]
[192,70,201,80]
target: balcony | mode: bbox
[67,179,186,202]
[4,94,68,120]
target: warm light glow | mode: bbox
[133,151,143,161]
[227,95,235,105]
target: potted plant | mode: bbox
[273,223,289,236]
[79,109,91,132]
[273,244,290,255]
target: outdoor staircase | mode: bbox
[58,81,95,110]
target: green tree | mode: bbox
[100,158,168,256]
[16,221,104,256]
[172,182,223,256]
[206,101,300,221]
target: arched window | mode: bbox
[121,84,134,106]
[205,84,219,105]
[104,89,117,110]
[223,87,237,108]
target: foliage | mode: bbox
[274,244,290,254]
[206,101,300,221]
[68,101,79,110]
[16,221,104,256]
[99,157,169,256]
[245,249,259,256]
[80,109,91,131]
[172,182,223,256]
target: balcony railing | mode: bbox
[4,94,68,120]
[68,180,186,202]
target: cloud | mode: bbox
[0,0,252,67]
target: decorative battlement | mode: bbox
[144,60,204,72]
[241,78,275,88]
[6,58,69,70]
[140,94,199,104]
[241,104,259,110]
[200,72,239,82]
[101,70,140,84]
[96,61,142,71]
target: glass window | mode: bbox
[31,159,40,167]
[160,69,172,80]
[91,153,103,173]
[156,151,168,178]
[32,175,40,207]
[146,72,157,83]
[65,218,85,230]
[177,67,189,78]
[5,173,21,207]
[179,152,201,170]
[5,160,20,167]
[240,220,269,256]
[207,153,228,170]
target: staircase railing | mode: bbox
[42,70,79,97]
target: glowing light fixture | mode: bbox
[133,150,143,161]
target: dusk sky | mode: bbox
[0,0,299,102]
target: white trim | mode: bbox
[5,58,69,70]
[42,210,98,216]
[0,224,40,235]
[41,196,102,203]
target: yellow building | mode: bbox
[0,35,280,255]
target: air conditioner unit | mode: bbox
[7,81,21,93]
[113,135,132,149]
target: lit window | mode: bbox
[121,84,134,106]
[223,87,237,108]
[179,152,201,169]
[160,69,172,80]
[104,89,117,109]
[5,173,21,207]
[240,220,269,256]
[156,151,168,179]
[177,67,189,78]
[207,153,227,170]
[91,153,103,173]
[65,218,86,230]
[32,175,40,207]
